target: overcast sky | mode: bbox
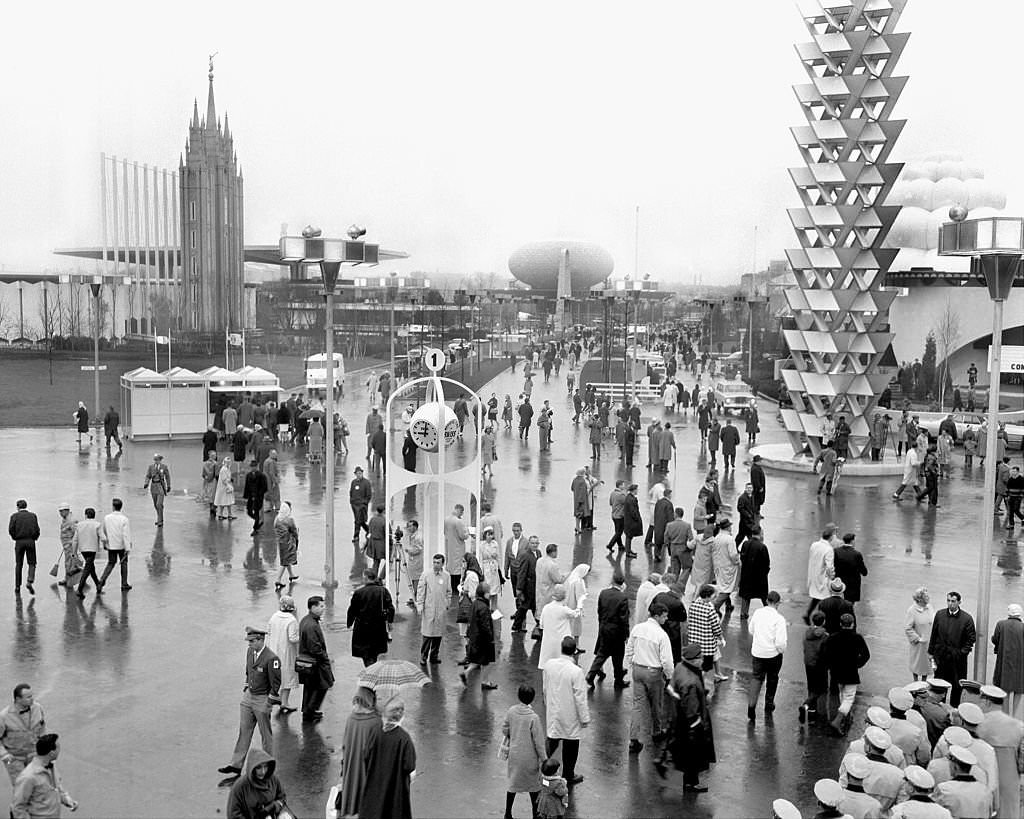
[1,1,1020,285]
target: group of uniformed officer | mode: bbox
[770,678,1024,818]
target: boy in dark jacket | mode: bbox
[799,611,829,725]
[226,748,285,819]
[822,613,871,736]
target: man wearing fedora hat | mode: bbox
[218,626,281,778]
[143,453,171,527]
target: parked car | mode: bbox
[713,379,758,416]
[913,410,1024,449]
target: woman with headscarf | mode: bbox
[214,456,236,520]
[200,450,219,514]
[359,697,417,819]
[267,595,300,714]
[273,502,299,588]
[461,582,498,690]
[481,425,496,478]
[401,429,418,472]
[262,450,281,512]
[565,565,590,641]
[308,417,324,457]
[335,687,382,819]
[502,395,514,432]
[904,587,934,681]
[538,585,585,670]
[457,552,483,664]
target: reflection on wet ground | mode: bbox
[0,360,1020,817]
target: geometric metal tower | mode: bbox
[779,0,908,458]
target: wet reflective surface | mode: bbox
[0,362,1020,817]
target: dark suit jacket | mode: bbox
[8,510,40,546]
[298,614,335,689]
[750,464,766,508]
[346,582,395,660]
[832,545,868,603]
[653,498,674,546]
[653,590,688,663]
[596,586,630,644]
[623,493,644,538]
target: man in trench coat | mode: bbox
[416,554,452,666]
[664,643,716,791]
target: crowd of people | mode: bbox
[7,330,1024,819]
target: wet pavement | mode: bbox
[0,357,1022,817]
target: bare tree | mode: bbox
[933,298,962,409]
[0,293,13,339]
[37,284,60,384]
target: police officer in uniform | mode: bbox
[977,684,1024,819]
[916,679,955,750]
[934,746,995,819]
[811,778,847,819]
[889,687,931,767]
[218,626,281,777]
[927,726,988,790]
[935,702,999,811]
[857,726,905,811]
[842,707,907,773]
[143,453,171,527]
[890,766,952,819]
[838,753,885,819]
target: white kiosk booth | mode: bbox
[121,365,281,439]
[120,367,208,439]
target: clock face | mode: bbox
[411,418,439,452]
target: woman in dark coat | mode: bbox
[346,569,396,667]
[665,643,716,792]
[359,697,417,819]
[737,529,771,619]
[622,485,644,557]
[401,430,417,472]
[461,582,498,690]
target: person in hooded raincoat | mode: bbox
[565,564,590,641]
[359,697,417,819]
[226,748,286,819]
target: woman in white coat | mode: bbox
[538,585,585,670]
[267,595,300,714]
[213,456,236,520]
[564,565,590,641]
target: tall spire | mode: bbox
[206,52,218,130]
[191,98,200,128]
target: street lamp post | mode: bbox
[939,209,1024,680]
[280,227,379,593]
[388,272,398,381]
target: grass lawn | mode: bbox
[0,351,387,427]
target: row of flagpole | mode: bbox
[148,328,245,372]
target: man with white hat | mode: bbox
[839,753,885,819]
[976,685,1023,819]
[857,726,905,811]
[927,727,988,790]
[771,798,803,819]
[812,778,848,819]
[889,687,931,766]
[949,702,999,811]
[934,746,994,819]
[842,708,906,771]
[890,766,951,819]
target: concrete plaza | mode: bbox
[0,358,1021,817]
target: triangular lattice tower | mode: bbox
[780,0,908,458]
